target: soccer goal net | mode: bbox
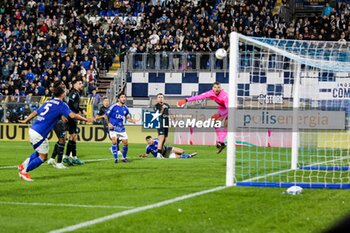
[227,32,350,189]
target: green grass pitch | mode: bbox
[1,141,350,233]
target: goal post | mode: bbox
[226,31,239,187]
[227,32,350,189]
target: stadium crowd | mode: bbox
[1,0,350,122]
[0,0,114,99]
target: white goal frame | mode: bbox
[227,32,350,189]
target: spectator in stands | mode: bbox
[0,101,4,122]
[13,88,24,100]
[322,2,333,17]
[90,88,102,116]
[339,31,347,43]
[2,64,10,80]
[36,82,45,96]
[7,96,20,123]
[26,69,35,83]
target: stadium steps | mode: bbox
[272,0,282,15]
[97,72,116,96]
[97,55,120,95]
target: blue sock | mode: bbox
[112,144,118,160]
[29,151,39,163]
[180,154,190,159]
[122,146,128,159]
[26,156,44,172]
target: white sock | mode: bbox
[22,158,30,170]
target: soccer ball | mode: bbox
[285,185,303,195]
[215,48,227,60]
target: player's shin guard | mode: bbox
[57,143,65,163]
[66,140,72,157]
[180,154,190,158]
[117,138,120,151]
[29,151,39,163]
[111,144,119,160]
[66,140,77,157]
[26,155,44,173]
[51,142,59,159]
[71,141,77,157]
[122,145,128,159]
[22,158,30,170]
[21,152,37,171]
[220,127,228,142]
[215,127,227,143]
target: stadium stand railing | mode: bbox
[126,52,229,73]
[106,62,127,103]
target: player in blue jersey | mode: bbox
[105,93,136,163]
[144,136,197,159]
[17,85,94,182]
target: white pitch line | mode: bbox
[48,186,227,233]
[0,158,113,170]
[0,201,134,209]
[0,165,17,169]
[84,158,114,162]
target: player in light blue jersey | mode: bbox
[17,85,94,182]
[144,136,197,159]
[105,93,136,163]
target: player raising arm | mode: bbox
[17,85,94,182]
[177,82,228,153]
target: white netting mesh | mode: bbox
[232,35,350,188]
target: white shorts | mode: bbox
[109,131,128,140]
[29,128,49,154]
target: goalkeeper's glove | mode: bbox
[177,99,187,107]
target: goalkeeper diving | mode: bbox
[177,82,228,153]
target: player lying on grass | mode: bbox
[177,82,228,154]
[143,136,197,159]
[17,84,94,182]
